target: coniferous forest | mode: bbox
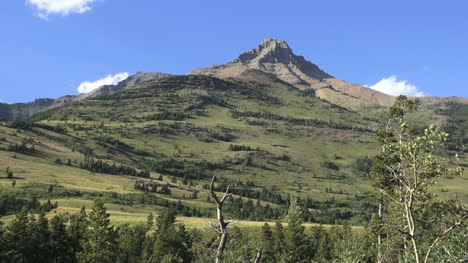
[0,96,466,262]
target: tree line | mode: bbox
[228,110,373,132]
[0,193,57,216]
[80,157,150,178]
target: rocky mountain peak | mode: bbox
[227,38,333,81]
[190,38,395,107]
[235,37,295,64]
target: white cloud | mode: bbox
[367,75,425,97]
[26,0,97,19]
[77,72,130,94]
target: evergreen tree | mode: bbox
[151,209,192,263]
[2,210,30,261]
[77,199,118,263]
[284,198,310,263]
[68,206,88,258]
[49,215,75,263]
[116,223,147,263]
[0,221,6,262]
[273,221,286,260]
[260,223,276,262]
[315,231,332,262]
[146,212,154,230]
[30,211,52,263]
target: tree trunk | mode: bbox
[215,232,228,263]
[210,175,232,263]
[377,197,383,263]
[254,248,262,263]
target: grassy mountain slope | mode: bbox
[0,72,171,121]
[1,74,466,226]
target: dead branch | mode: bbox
[254,248,262,263]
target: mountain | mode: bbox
[190,38,395,107]
[83,72,172,99]
[3,38,467,121]
[1,72,466,226]
[0,96,77,120]
[0,72,171,120]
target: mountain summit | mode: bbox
[191,38,395,107]
[234,38,333,80]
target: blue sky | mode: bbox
[1,0,467,103]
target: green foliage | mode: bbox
[353,155,374,176]
[78,199,118,263]
[49,215,76,262]
[149,209,193,263]
[6,142,36,154]
[80,157,150,178]
[438,102,468,153]
[228,144,258,151]
[229,110,372,131]
[259,223,276,262]
[321,161,339,171]
[8,120,34,130]
[116,223,147,263]
[93,135,135,152]
[284,198,309,263]
[0,193,57,216]
[372,96,467,263]
[142,112,191,121]
[146,157,210,180]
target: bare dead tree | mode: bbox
[209,175,233,263]
[253,248,262,263]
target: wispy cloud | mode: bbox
[26,0,97,20]
[77,72,130,94]
[366,75,425,97]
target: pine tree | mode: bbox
[260,223,276,262]
[32,211,52,263]
[116,223,147,263]
[284,198,310,263]
[2,210,30,261]
[315,231,332,262]
[273,221,286,260]
[77,199,118,263]
[146,212,154,230]
[67,206,87,257]
[151,209,193,263]
[49,215,75,263]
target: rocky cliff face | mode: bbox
[190,38,395,107]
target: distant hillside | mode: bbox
[83,72,172,99]
[0,96,76,120]
[0,72,171,120]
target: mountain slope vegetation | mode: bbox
[1,73,466,228]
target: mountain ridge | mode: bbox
[1,38,467,120]
[0,72,171,120]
